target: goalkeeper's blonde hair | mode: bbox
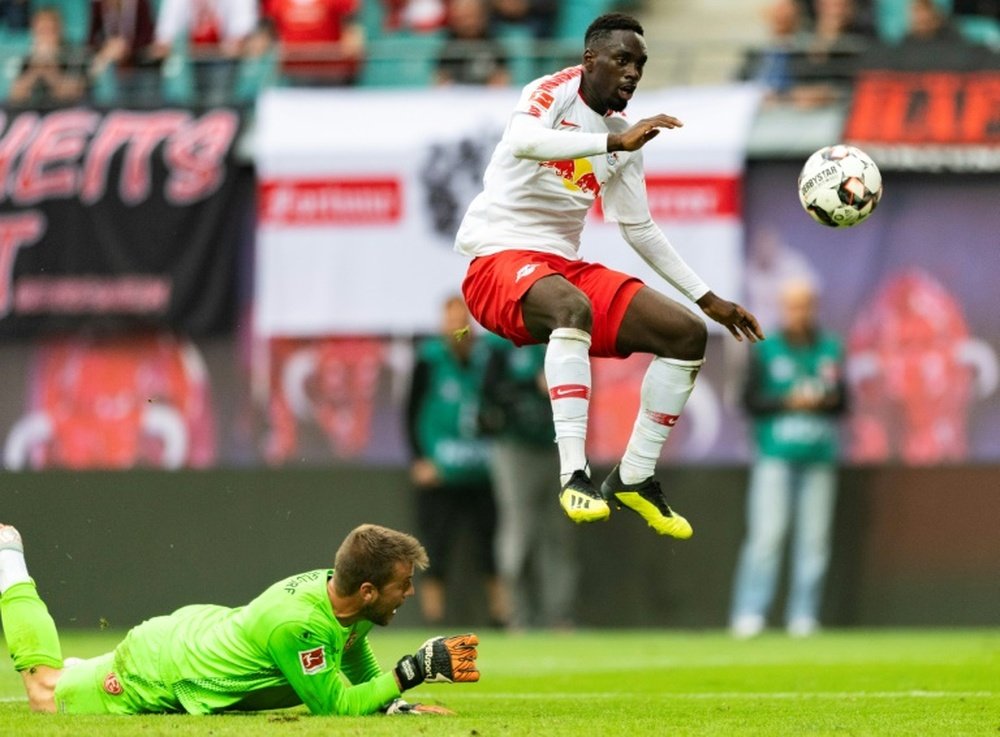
[333,524,429,595]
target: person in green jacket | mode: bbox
[730,278,847,639]
[479,336,578,629]
[0,523,478,716]
[406,295,507,627]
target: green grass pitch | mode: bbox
[2,629,998,736]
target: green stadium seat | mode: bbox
[496,23,539,87]
[875,0,957,43]
[957,15,1000,48]
[360,33,444,88]
[554,0,614,41]
[0,31,31,101]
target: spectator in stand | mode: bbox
[729,278,848,639]
[8,7,86,106]
[262,0,365,85]
[152,0,257,103]
[382,0,446,33]
[787,0,869,107]
[88,0,155,67]
[406,296,508,627]
[87,0,157,99]
[490,0,558,39]
[803,0,876,36]
[0,0,30,32]
[870,0,992,70]
[234,17,279,101]
[153,0,257,59]
[436,0,510,87]
[740,0,808,101]
[479,338,579,631]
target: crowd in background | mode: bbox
[743,0,1000,108]
[0,0,997,107]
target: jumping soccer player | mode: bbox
[0,523,478,716]
[457,13,764,538]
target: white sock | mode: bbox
[619,357,703,485]
[0,549,30,594]
[545,327,592,484]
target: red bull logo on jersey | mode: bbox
[539,158,601,196]
[299,646,328,675]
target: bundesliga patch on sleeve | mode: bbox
[298,646,328,675]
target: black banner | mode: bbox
[0,107,250,337]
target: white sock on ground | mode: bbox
[619,356,704,485]
[544,327,592,485]
[0,549,31,594]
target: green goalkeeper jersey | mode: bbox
[107,569,401,715]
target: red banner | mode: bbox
[845,71,1000,171]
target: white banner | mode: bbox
[254,84,762,336]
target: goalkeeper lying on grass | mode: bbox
[0,522,478,716]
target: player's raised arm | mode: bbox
[506,111,610,161]
[607,115,683,152]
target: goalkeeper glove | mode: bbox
[394,633,479,691]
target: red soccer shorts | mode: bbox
[461,249,644,358]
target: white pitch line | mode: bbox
[450,691,996,700]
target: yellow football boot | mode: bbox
[558,470,610,523]
[600,465,693,539]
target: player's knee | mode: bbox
[657,313,706,360]
[551,290,593,332]
[684,316,709,357]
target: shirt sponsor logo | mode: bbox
[103,672,123,696]
[258,179,403,225]
[299,646,327,675]
[514,263,539,283]
[539,158,601,196]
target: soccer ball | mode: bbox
[797,145,883,227]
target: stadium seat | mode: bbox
[875,0,956,43]
[360,33,444,88]
[956,15,1000,48]
[496,23,539,87]
[0,31,30,101]
[554,0,615,41]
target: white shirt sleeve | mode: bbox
[505,112,608,161]
[620,220,711,303]
[601,151,709,302]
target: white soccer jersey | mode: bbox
[455,65,652,260]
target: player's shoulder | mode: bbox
[518,65,584,116]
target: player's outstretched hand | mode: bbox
[696,292,765,343]
[608,114,683,152]
[384,698,456,716]
[394,633,480,690]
